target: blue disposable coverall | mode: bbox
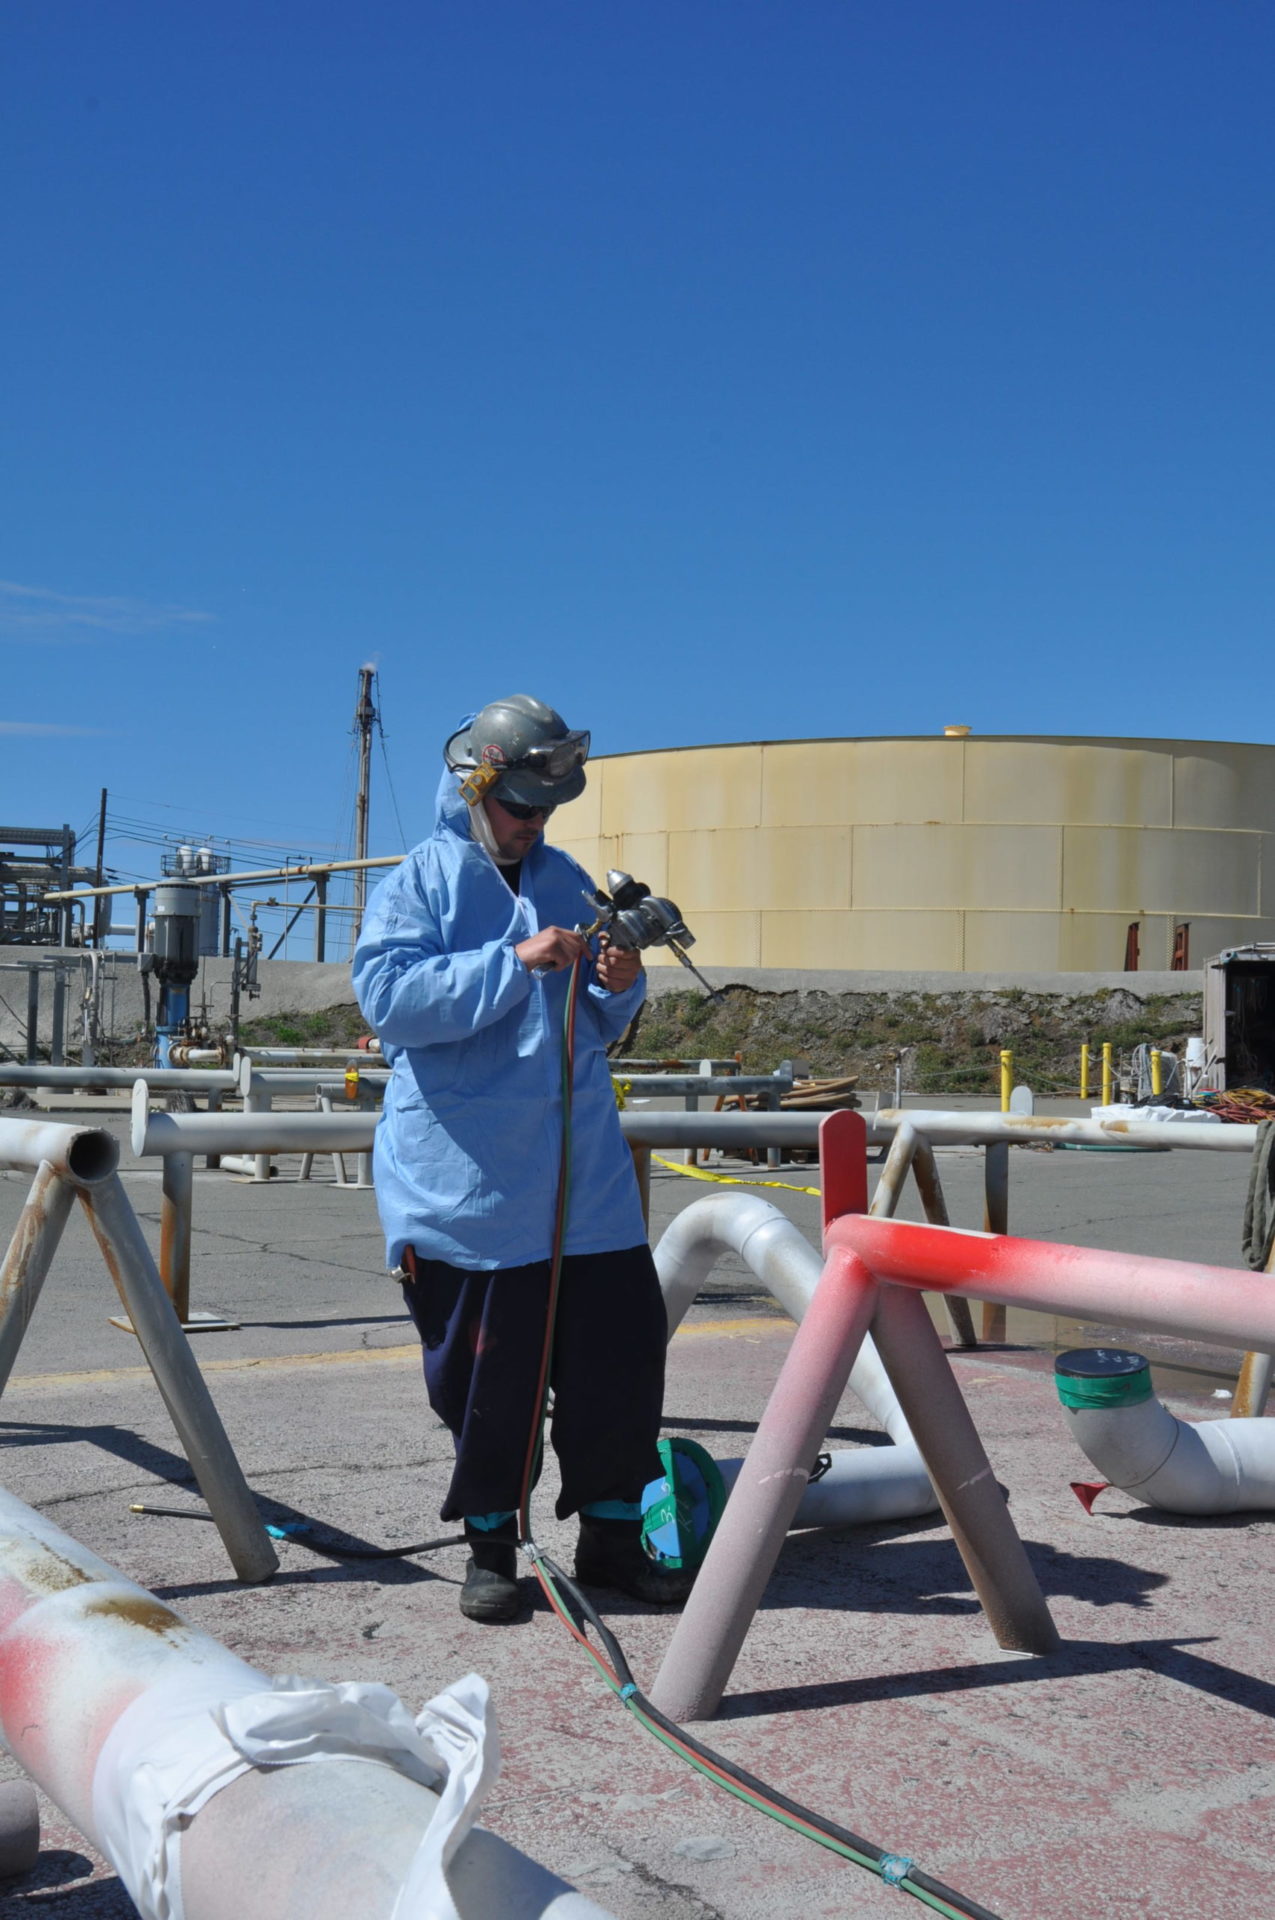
[353,767,665,1523]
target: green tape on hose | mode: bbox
[1055,1367,1153,1411]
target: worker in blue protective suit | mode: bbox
[353,695,693,1623]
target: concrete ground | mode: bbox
[2,1099,1273,1919]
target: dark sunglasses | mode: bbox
[499,799,555,821]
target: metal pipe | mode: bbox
[237,1061,389,1097]
[981,1141,1010,1343]
[43,854,403,905]
[0,1064,236,1093]
[999,1049,1012,1112]
[867,1281,1060,1656]
[910,1136,977,1347]
[132,1089,379,1159]
[617,1072,794,1098]
[1060,1363,1275,1515]
[869,1118,919,1220]
[654,1191,919,1449]
[237,1048,372,1064]
[1080,1041,1090,1101]
[160,1150,194,1322]
[1102,1041,1114,1106]
[76,1174,278,1584]
[0,1161,76,1396]
[50,967,66,1066]
[1230,1234,1275,1418]
[0,1114,119,1185]
[0,1489,614,1920]
[621,1111,821,1148]
[1231,1349,1274,1420]
[126,1100,1258,1172]
[25,964,39,1063]
[650,1245,883,1723]
[868,1107,1252,1153]
[829,1213,1275,1355]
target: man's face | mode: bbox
[483,794,552,861]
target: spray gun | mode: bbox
[580,871,722,1002]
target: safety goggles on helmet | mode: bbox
[511,729,589,780]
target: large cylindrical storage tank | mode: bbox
[552,734,1275,973]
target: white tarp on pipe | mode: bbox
[94,1670,497,1920]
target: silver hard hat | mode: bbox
[444,695,589,808]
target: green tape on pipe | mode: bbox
[1055,1367,1153,1411]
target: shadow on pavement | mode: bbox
[0,1418,445,1581]
[718,1634,1275,1724]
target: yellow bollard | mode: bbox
[999,1050,1012,1112]
[1101,1042,1113,1106]
[1079,1042,1090,1101]
[1150,1049,1163,1097]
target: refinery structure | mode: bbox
[554,730,1275,974]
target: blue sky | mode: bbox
[3,2,1274,909]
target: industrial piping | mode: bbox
[1056,1348,1275,1515]
[0,1489,615,1920]
[654,1190,937,1526]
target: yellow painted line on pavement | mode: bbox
[672,1316,791,1339]
[5,1344,421,1392]
[3,1317,787,1392]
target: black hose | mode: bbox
[129,1505,465,1559]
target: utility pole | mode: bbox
[351,664,378,946]
[92,788,108,948]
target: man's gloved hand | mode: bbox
[594,934,642,994]
[515,926,590,973]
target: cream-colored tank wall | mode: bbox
[553,735,1275,973]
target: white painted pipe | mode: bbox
[654,1192,936,1518]
[132,1084,377,1157]
[0,1064,236,1093]
[236,1060,389,1097]
[717,1444,937,1527]
[870,1107,1252,1154]
[0,1488,615,1920]
[1057,1349,1275,1514]
[0,1114,119,1185]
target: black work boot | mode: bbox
[460,1519,524,1623]
[575,1515,695,1606]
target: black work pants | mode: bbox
[401,1243,667,1522]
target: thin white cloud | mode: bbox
[0,720,108,736]
[0,578,213,640]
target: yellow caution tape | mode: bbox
[651,1153,820,1197]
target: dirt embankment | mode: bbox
[52,987,1201,1098]
[621,984,1202,1096]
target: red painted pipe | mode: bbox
[827,1215,1275,1354]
